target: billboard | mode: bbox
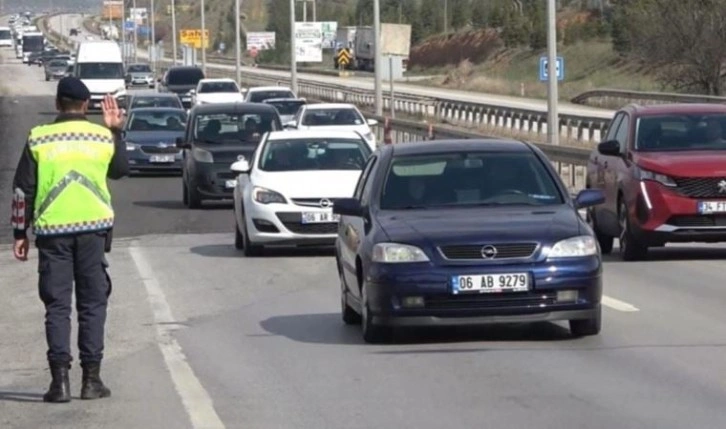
[129,8,147,24]
[294,22,322,62]
[246,32,275,51]
[320,21,337,50]
[102,1,123,20]
[180,29,210,49]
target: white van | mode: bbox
[74,41,125,110]
[0,27,12,47]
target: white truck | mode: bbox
[74,41,126,110]
[352,23,412,72]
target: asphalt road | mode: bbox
[2,33,726,429]
[48,13,613,119]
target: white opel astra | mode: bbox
[231,129,374,255]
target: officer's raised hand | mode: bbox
[101,94,124,129]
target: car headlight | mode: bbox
[548,236,598,258]
[126,142,138,151]
[191,147,214,163]
[633,165,676,187]
[372,243,430,263]
[252,186,286,204]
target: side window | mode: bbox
[353,156,377,200]
[614,115,630,152]
[604,113,624,142]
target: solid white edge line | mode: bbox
[602,295,640,312]
[129,245,226,429]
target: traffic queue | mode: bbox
[117,62,607,343]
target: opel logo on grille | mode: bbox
[319,198,333,208]
[718,180,726,193]
[481,245,498,259]
[237,155,246,161]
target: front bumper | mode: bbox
[632,180,726,243]
[245,202,339,246]
[127,76,154,86]
[191,163,237,199]
[127,147,182,171]
[364,256,602,327]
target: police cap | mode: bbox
[56,76,91,101]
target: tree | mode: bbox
[471,0,488,28]
[450,0,470,30]
[623,0,726,94]
[420,0,444,37]
[355,0,374,25]
[528,0,547,49]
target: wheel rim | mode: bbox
[619,203,628,254]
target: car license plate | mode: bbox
[182,96,191,101]
[698,201,726,214]
[150,155,175,163]
[301,211,339,224]
[225,179,237,188]
[451,273,529,294]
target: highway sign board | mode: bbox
[294,22,322,62]
[180,29,210,49]
[539,56,564,81]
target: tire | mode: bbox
[234,219,244,250]
[182,180,189,206]
[618,199,647,261]
[569,306,602,337]
[587,208,613,254]
[186,180,202,209]
[339,260,361,325]
[361,282,392,344]
[240,211,263,257]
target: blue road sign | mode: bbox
[124,20,135,30]
[539,56,564,81]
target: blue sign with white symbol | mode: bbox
[539,56,564,81]
[124,20,135,30]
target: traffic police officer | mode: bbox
[10,77,128,403]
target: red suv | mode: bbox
[586,103,726,260]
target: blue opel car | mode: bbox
[123,107,188,173]
[333,140,606,343]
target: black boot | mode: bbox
[80,362,111,400]
[43,362,71,403]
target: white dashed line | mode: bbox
[129,246,226,429]
[602,295,640,312]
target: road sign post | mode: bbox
[545,0,560,146]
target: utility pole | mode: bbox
[132,0,138,62]
[171,0,177,64]
[201,0,206,72]
[121,0,126,64]
[373,0,382,115]
[290,0,298,94]
[150,0,155,70]
[235,0,241,84]
[546,0,559,145]
[312,0,316,22]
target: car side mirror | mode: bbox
[175,137,190,149]
[366,118,378,126]
[332,198,363,216]
[597,140,621,156]
[284,121,297,129]
[575,189,605,209]
[231,159,250,174]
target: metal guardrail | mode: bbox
[571,88,726,107]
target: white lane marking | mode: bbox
[129,246,226,429]
[602,295,640,312]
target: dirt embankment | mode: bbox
[409,29,502,69]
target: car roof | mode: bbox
[199,78,235,83]
[386,139,532,156]
[263,98,305,103]
[128,107,186,113]
[628,103,726,116]
[131,92,179,98]
[304,103,356,110]
[190,102,279,114]
[266,130,365,140]
[248,86,292,92]
[167,66,203,72]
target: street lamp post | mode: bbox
[290,0,297,94]
[150,0,155,71]
[546,0,559,145]
[201,0,206,72]
[235,0,241,84]
[373,0,382,115]
[132,0,138,62]
[171,0,177,64]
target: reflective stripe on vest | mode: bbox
[29,120,116,236]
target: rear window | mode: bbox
[168,68,205,85]
[380,152,563,210]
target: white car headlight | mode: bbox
[633,165,676,187]
[372,243,430,263]
[191,147,214,163]
[548,236,598,258]
[126,142,138,151]
[252,186,286,204]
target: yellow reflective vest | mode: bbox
[28,120,116,236]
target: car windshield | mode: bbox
[248,90,294,103]
[302,108,364,126]
[168,68,204,85]
[380,152,564,209]
[193,112,280,143]
[636,114,726,151]
[131,96,182,109]
[199,81,239,93]
[0,30,11,38]
[128,64,151,73]
[266,100,305,115]
[48,60,67,67]
[77,62,124,79]
[126,110,187,132]
[259,138,372,172]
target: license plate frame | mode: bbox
[698,201,726,214]
[451,273,530,295]
[301,211,340,224]
[149,154,175,163]
[225,179,237,189]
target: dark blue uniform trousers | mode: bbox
[36,231,112,365]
